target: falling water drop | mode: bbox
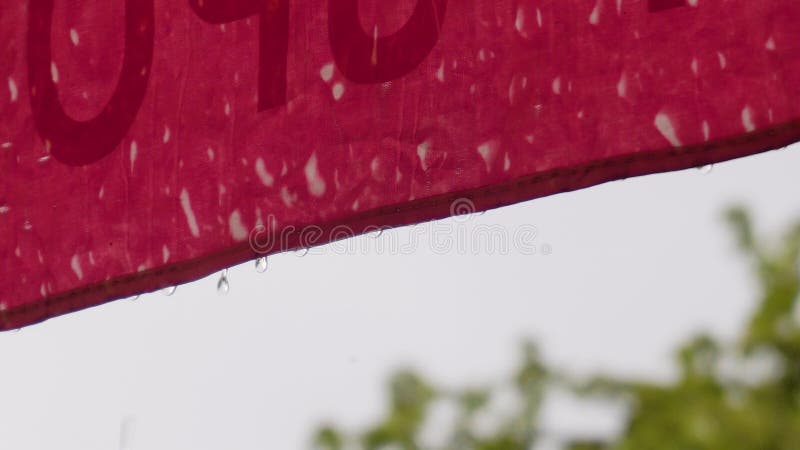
[255,256,268,273]
[697,164,714,175]
[120,416,136,450]
[217,269,230,295]
[162,286,177,296]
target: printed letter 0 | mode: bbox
[27,0,154,166]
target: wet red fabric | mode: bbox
[1,0,799,329]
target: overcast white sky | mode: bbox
[0,144,798,450]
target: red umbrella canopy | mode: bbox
[1,0,798,329]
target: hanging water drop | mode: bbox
[297,247,310,257]
[697,164,714,175]
[217,269,230,295]
[162,286,177,296]
[131,294,140,301]
[255,256,268,273]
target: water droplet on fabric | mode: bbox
[514,3,539,40]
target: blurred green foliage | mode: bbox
[313,207,800,450]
